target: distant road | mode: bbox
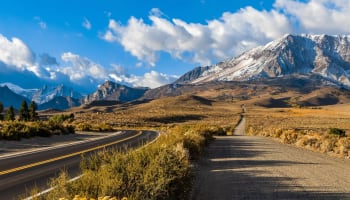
[0,130,158,199]
[193,135,350,200]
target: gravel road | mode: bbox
[192,133,350,199]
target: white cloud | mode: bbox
[275,0,350,34]
[0,34,35,69]
[60,52,107,81]
[109,70,178,88]
[0,32,177,92]
[0,34,49,78]
[103,7,291,66]
[82,17,92,30]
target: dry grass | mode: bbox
[27,95,241,199]
[72,95,241,131]
[246,105,350,158]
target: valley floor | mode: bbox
[192,135,350,200]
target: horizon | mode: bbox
[1,0,350,93]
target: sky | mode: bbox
[1,0,350,94]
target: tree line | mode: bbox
[0,100,38,121]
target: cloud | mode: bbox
[0,34,36,69]
[0,34,49,78]
[109,70,178,88]
[60,52,107,81]
[82,17,92,30]
[39,53,58,66]
[275,0,350,34]
[0,32,176,92]
[102,7,291,66]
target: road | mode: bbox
[0,130,158,199]
[192,118,350,200]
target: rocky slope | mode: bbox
[83,81,148,104]
[38,96,81,110]
[175,34,350,88]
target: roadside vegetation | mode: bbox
[26,95,241,199]
[0,101,75,140]
[246,106,350,158]
[35,124,221,199]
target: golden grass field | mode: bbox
[28,90,350,199]
[245,104,350,158]
[28,95,242,199]
[71,95,242,132]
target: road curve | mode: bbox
[192,135,350,200]
[0,130,158,199]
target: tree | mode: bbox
[29,101,38,121]
[6,106,15,121]
[0,101,3,120]
[19,101,29,121]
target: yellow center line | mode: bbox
[0,131,142,176]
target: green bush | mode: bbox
[329,128,346,137]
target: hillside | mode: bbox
[83,81,148,104]
[175,34,350,88]
[0,85,30,108]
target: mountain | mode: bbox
[38,96,81,111]
[175,34,350,88]
[0,83,83,104]
[83,81,148,104]
[31,84,83,104]
[0,85,30,108]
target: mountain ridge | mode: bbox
[82,80,149,104]
[175,34,350,88]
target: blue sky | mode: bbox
[0,0,350,93]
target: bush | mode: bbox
[0,118,75,141]
[40,124,219,199]
[328,128,346,137]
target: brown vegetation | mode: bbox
[26,95,241,199]
[246,105,350,158]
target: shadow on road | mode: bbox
[192,136,350,200]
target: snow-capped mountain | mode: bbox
[0,83,83,104]
[32,84,83,104]
[0,82,39,101]
[175,34,350,88]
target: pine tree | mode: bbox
[0,101,3,120]
[29,101,38,121]
[6,106,15,121]
[19,101,29,121]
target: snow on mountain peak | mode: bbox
[0,83,82,104]
[176,34,350,88]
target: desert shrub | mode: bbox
[280,129,300,144]
[336,137,350,157]
[0,118,74,140]
[43,124,218,199]
[47,143,191,200]
[0,122,25,140]
[76,123,92,131]
[49,114,74,124]
[95,123,114,132]
[328,128,346,137]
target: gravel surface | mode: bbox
[192,133,350,199]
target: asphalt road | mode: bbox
[0,130,158,199]
[192,134,350,199]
